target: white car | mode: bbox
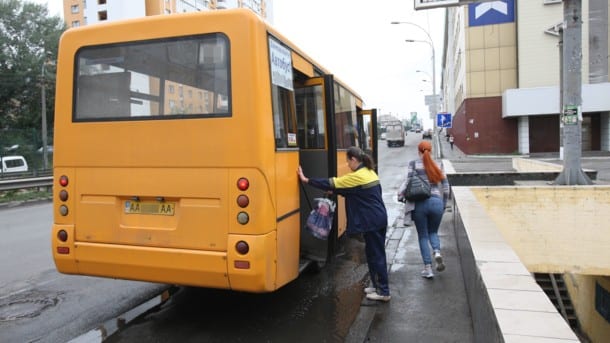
[1,155,28,173]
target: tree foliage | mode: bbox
[0,0,65,132]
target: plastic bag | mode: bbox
[306,198,336,240]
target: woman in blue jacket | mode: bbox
[297,146,390,302]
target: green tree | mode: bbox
[0,0,65,135]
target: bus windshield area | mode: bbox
[74,33,231,121]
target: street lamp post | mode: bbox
[391,21,440,158]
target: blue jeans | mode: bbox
[412,196,444,265]
[363,227,389,296]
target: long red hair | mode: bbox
[418,141,444,184]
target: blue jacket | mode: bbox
[307,165,388,234]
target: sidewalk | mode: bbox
[354,195,474,342]
[349,135,472,342]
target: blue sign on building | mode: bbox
[437,113,452,128]
[469,0,515,27]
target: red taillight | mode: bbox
[59,175,69,187]
[234,260,250,269]
[57,246,70,254]
[237,178,249,191]
[237,194,249,208]
[57,230,68,242]
[235,240,249,254]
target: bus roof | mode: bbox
[61,8,363,105]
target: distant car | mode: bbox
[1,155,28,173]
[422,129,432,139]
[380,132,387,140]
[415,128,422,133]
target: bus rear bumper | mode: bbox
[52,225,283,292]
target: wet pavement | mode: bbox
[347,134,475,342]
[354,134,610,342]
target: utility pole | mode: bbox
[555,0,592,185]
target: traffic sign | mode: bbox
[437,113,452,128]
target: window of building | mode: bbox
[71,21,80,27]
[71,5,79,13]
[98,0,107,4]
[98,11,107,21]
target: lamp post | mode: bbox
[391,21,440,158]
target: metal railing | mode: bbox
[0,175,53,191]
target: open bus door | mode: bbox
[358,108,379,173]
[295,75,338,266]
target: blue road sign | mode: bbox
[469,0,515,27]
[437,113,452,128]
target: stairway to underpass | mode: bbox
[534,273,587,341]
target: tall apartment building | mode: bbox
[62,0,272,28]
[442,0,610,155]
[61,0,272,116]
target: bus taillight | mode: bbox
[237,177,249,191]
[57,230,68,242]
[58,175,69,216]
[236,194,249,208]
[235,241,249,254]
[237,212,249,225]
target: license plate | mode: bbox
[124,200,175,216]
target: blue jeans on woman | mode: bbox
[363,227,389,296]
[411,196,444,265]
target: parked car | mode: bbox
[1,155,28,173]
[422,129,432,139]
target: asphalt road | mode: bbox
[0,202,168,343]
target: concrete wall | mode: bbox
[470,186,610,275]
[564,274,610,342]
[453,186,581,342]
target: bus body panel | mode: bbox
[52,9,369,292]
[273,151,301,286]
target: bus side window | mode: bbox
[271,85,297,149]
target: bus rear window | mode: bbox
[74,33,231,121]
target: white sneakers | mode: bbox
[421,264,434,278]
[434,251,445,272]
[364,287,377,294]
[364,287,390,301]
[366,292,391,302]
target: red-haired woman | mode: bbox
[399,140,450,278]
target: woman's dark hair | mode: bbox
[347,146,375,170]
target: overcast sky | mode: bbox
[33,0,445,127]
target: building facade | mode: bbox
[62,0,272,28]
[442,0,610,155]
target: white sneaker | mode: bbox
[421,264,434,279]
[364,287,377,294]
[366,292,391,302]
[434,251,445,272]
